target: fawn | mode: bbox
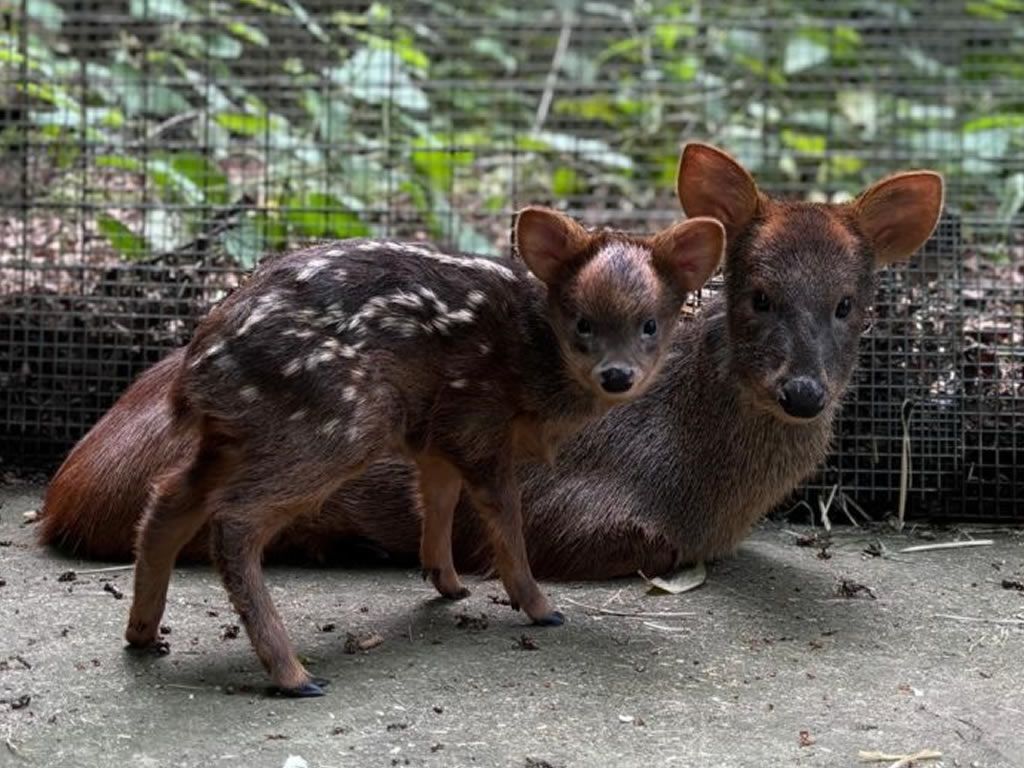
[40,144,943,580]
[123,207,724,695]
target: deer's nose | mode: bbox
[599,367,635,394]
[779,377,826,419]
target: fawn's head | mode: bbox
[677,142,944,423]
[514,206,724,402]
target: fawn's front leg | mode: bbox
[463,463,563,626]
[415,453,470,600]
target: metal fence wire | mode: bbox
[1,0,1021,520]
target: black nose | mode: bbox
[779,377,826,419]
[600,367,635,394]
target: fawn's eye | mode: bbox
[576,317,593,336]
[752,291,772,312]
[835,297,853,319]
[642,319,657,337]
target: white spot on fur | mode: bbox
[320,418,341,436]
[450,379,468,389]
[446,308,475,324]
[239,386,259,402]
[283,359,302,377]
[351,368,366,380]
[346,425,362,442]
[467,290,486,306]
[289,409,307,421]
[296,257,329,282]
[342,385,358,402]
[305,350,335,370]
[191,340,226,368]
[478,342,491,355]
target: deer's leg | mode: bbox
[463,463,562,626]
[415,454,468,600]
[127,431,237,647]
[208,491,325,697]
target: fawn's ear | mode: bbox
[515,206,592,285]
[853,171,945,266]
[650,216,726,295]
[677,142,763,244]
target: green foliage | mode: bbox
[9,0,1024,266]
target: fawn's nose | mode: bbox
[779,377,827,419]
[599,367,635,394]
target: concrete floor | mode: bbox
[1,482,1022,768]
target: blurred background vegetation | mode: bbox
[3,0,1022,268]
[1,0,1022,517]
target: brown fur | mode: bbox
[120,207,722,693]
[40,144,943,587]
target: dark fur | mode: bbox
[40,145,943,586]
[119,213,721,693]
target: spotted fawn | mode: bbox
[123,205,724,695]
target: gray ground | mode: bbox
[1,483,1022,768]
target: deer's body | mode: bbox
[122,208,723,695]
[40,144,943,604]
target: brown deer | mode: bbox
[122,207,724,696]
[39,143,943,579]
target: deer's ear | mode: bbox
[650,216,725,295]
[854,171,944,266]
[514,206,592,285]
[677,142,763,244]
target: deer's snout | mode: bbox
[778,376,826,419]
[598,366,636,395]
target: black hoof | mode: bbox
[443,586,471,601]
[310,677,331,688]
[278,680,326,698]
[532,611,565,627]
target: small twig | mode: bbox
[898,540,994,554]
[74,564,135,575]
[145,110,200,141]
[532,10,574,132]
[642,622,689,632]
[818,484,837,532]
[934,613,1024,626]
[563,597,694,619]
[897,400,914,531]
[858,748,942,765]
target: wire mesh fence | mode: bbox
[1,0,1021,519]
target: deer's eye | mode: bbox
[642,319,657,337]
[835,297,853,319]
[576,317,593,336]
[752,291,772,312]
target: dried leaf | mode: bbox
[641,561,706,595]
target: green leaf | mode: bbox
[144,208,183,253]
[282,0,330,43]
[164,152,229,205]
[412,139,474,191]
[330,47,429,112]
[781,129,826,156]
[530,131,633,170]
[283,193,370,239]
[224,20,269,47]
[215,111,271,136]
[222,216,266,268]
[129,0,194,20]
[98,215,147,259]
[784,36,829,74]
[552,166,581,196]
[997,173,1024,224]
[26,0,65,30]
[208,34,243,59]
[470,38,516,74]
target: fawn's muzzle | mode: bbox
[778,376,826,419]
[599,367,635,394]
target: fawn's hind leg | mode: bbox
[463,463,562,626]
[415,454,468,600]
[127,430,237,647]
[208,490,325,696]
